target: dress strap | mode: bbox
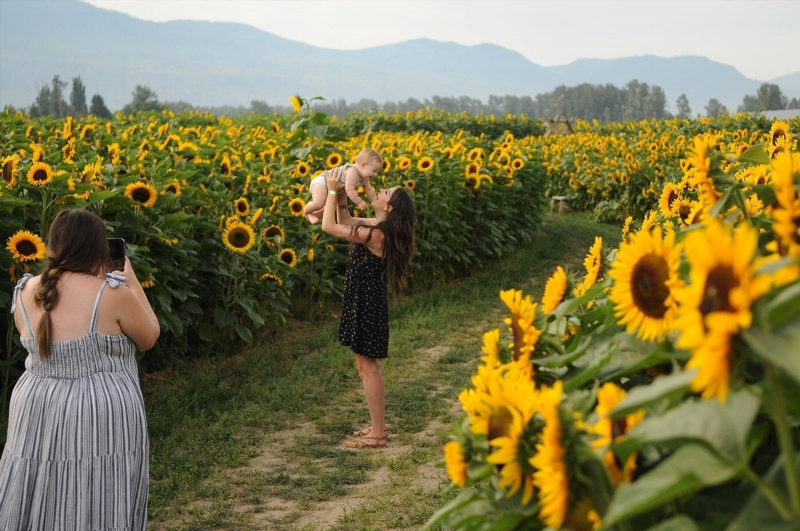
[11,273,34,336]
[88,272,128,333]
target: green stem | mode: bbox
[765,363,800,516]
[741,462,795,520]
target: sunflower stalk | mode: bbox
[764,363,800,517]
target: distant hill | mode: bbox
[1,0,796,113]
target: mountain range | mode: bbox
[1,0,798,113]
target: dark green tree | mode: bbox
[676,93,691,118]
[122,84,161,114]
[69,76,88,116]
[704,98,728,117]
[739,82,787,112]
[787,97,800,110]
[90,94,112,118]
[29,75,68,117]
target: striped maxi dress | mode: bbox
[0,273,149,531]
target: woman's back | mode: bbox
[0,272,149,531]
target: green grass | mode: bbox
[144,213,621,530]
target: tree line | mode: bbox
[9,75,800,121]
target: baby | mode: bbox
[305,148,382,224]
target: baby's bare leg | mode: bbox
[306,184,328,224]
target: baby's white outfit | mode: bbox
[309,163,365,189]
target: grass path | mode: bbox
[143,213,621,530]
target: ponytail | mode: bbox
[34,258,62,360]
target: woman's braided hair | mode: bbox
[34,209,109,360]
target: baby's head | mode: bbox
[355,148,383,180]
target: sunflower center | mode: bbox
[772,130,786,144]
[611,418,628,440]
[15,240,38,257]
[32,169,48,182]
[228,228,251,248]
[631,254,670,318]
[666,190,677,211]
[700,265,737,315]
[237,202,247,213]
[280,251,294,264]
[488,406,513,441]
[2,161,13,182]
[290,202,302,213]
[265,228,281,238]
[131,188,152,203]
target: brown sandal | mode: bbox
[345,435,388,449]
[352,425,390,437]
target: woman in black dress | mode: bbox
[321,167,415,448]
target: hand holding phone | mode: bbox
[108,238,126,271]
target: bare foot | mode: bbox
[306,213,319,224]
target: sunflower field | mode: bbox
[430,121,800,530]
[0,98,546,439]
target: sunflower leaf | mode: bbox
[626,390,760,462]
[609,370,696,418]
[644,515,700,531]
[742,322,800,385]
[212,308,235,328]
[235,325,253,343]
[602,444,738,527]
[737,144,770,165]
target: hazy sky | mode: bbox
[80,0,799,81]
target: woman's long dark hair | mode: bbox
[351,188,415,293]
[35,209,109,359]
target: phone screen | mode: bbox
[108,238,126,271]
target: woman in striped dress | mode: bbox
[0,209,160,531]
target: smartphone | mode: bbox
[108,238,126,271]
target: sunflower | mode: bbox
[530,381,569,529]
[279,248,298,267]
[108,143,121,166]
[468,147,485,161]
[511,158,524,171]
[444,441,468,488]
[574,237,605,297]
[609,227,681,342]
[586,382,644,485]
[260,273,284,286]
[307,248,315,262]
[487,397,538,505]
[2,154,19,186]
[465,175,479,189]
[222,221,256,254]
[288,197,306,217]
[220,155,232,177]
[290,95,302,112]
[541,266,570,314]
[6,230,46,262]
[405,180,416,190]
[294,161,310,178]
[673,222,772,402]
[124,182,158,208]
[271,121,281,134]
[382,159,392,172]
[26,161,53,187]
[417,156,434,172]
[248,208,264,226]
[162,181,181,195]
[262,225,285,245]
[326,152,343,168]
[396,156,412,171]
[658,182,681,217]
[500,288,541,365]
[235,197,250,217]
[768,120,791,147]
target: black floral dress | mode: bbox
[339,244,389,359]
